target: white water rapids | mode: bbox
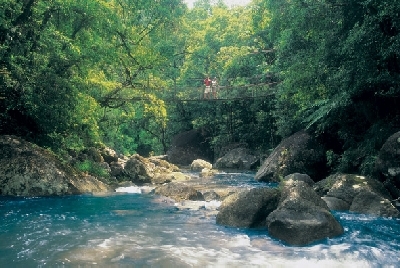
[0,173,399,267]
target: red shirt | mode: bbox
[204,78,211,86]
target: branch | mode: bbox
[13,0,38,27]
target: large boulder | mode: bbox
[321,197,350,211]
[123,154,181,184]
[215,142,248,159]
[214,147,259,170]
[255,130,326,183]
[190,159,218,177]
[350,190,400,217]
[154,182,204,201]
[284,173,315,187]
[375,131,400,199]
[0,135,110,196]
[124,155,154,183]
[314,174,399,217]
[0,175,110,196]
[190,159,213,171]
[216,187,280,227]
[166,129,213,166]
[266,174,344,246]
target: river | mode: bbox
[0,173,399,267]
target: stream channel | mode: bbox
[0,172,399,267]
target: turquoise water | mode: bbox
[0,173,399,267]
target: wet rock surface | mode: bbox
[214,147,259,170]
[266,174,344,246]
[216,187,280,227]
[0,135,110,196]
[255,130,326,183]
[154,182,205,201]
[314,174,399,217]
[375,131,400,200]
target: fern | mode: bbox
[303,91,351,129]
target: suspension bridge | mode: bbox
[104,80,278,104]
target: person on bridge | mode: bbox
[211,77,218,99]
[204,76,212,99]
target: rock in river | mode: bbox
[0,135,111,196]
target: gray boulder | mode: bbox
[123,154,181,184]
[314,174,399,217]
[214,147,258,170]
[216,188,280,228]
[154,182,204,201]
[266,176,344,246]
[375,131,400,199]
[190,159,213,171]
[0,135,110,196]
[279,176,329,210]
[166,129,213,166]
[350,190,400,217]
[255,130,326,183]
[124,155,154,183]
[199,168,218,177]
[321,197,350,211]
[318,174,391,204]
[267,199,344,246]
[284,173,315,187]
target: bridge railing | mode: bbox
[128,82,277,102]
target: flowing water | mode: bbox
[0,173,399,267]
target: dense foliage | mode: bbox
[0,0,184,156]
[1,0,399,175]
[255,0,400,174]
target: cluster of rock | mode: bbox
[0,135,191,197]
[153,158,225,202]
[166,128,214,166]
[254,130,326,182]
[216,173,344,246]
[314,174,399,217]
[158,128,400,245]
[69,143,202,187]
[216,172,399,246]
[252,130,400,205]
[165,129,260,171]
[266,174,344,246]
[190,158,219,177]
[2,127,400,247]
[107,154,189,185]
[154,182,205,202]
[0,135,110,196]
[69,145,188,185]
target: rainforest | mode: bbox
[1,0,400,176]
[1,1,400,266]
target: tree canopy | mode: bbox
[1,0,399,175]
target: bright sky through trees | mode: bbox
[184,0,252,8]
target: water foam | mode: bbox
[115,185,155,194]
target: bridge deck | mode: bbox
[106,82,278,103]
